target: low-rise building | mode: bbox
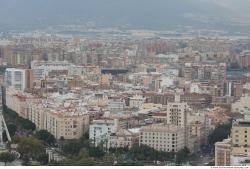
[231,153,250,166]
[107,128,139,150]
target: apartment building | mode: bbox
[5,68,33,91]
[139,124,185,152]
[44,110,89,140]
[6,89,90,140]
[215,138,232,166]
[231,118,250,155]
[129,95,146,109]
[89,118,119,146]
[107,128,139,150]
[5,88,37,119]
[215,115,250,166]
[166,94,189,128]
[184,62,227,82]
[31,60,73,85]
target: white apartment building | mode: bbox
[129,95,146,109]
[31,60,74,84]
[139,124,185,152]
[5,68,27,91]
[89,118,119,146]
[108,98,125,110]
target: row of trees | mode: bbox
[2,105,58,165]
[3,105,36,133]
[58,135,190,166]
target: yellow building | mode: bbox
[215,115,250,166]
[231,118,250,155]
[44,111,89,140]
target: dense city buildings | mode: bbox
[0,23,250,167]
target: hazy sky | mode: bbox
[0,0,250,30]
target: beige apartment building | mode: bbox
[139,124,185,152]
[215,138,231,166]
[231,118,250,155]
[6,88,90,140]
[166,94,188,128]
[215,115,250,166]
[44,110,89,140]
[107,129,139,150]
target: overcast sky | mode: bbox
[0,0,250,30]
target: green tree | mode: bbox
[19,118,36,131]
[62,137,90,156]
[2,131,7,142]
[60,153,97,166]
[176,147,190,165]
[3,106,36,131]
[0,152,16,166]
[13,136,45,163]
[62,140,83,155]
[128,144,175,162]
[37,153,49,165]
[35,130,56,146]
[208,123,231,146]
[88,147,105,158]
[22,155,30,166]
[7,124,17,136]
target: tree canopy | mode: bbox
[34,130,56,146]
[208,123,232,146]
[176,147,190,165]
[7,124,17,137]
[37,153,49,165]
[62,137,90,156]
[62,139,84,156]
[3,105,36,131]
[127,144,175,162]
[12,136,45,163]
[0,152,16,166]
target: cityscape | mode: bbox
[0,0,250,167]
